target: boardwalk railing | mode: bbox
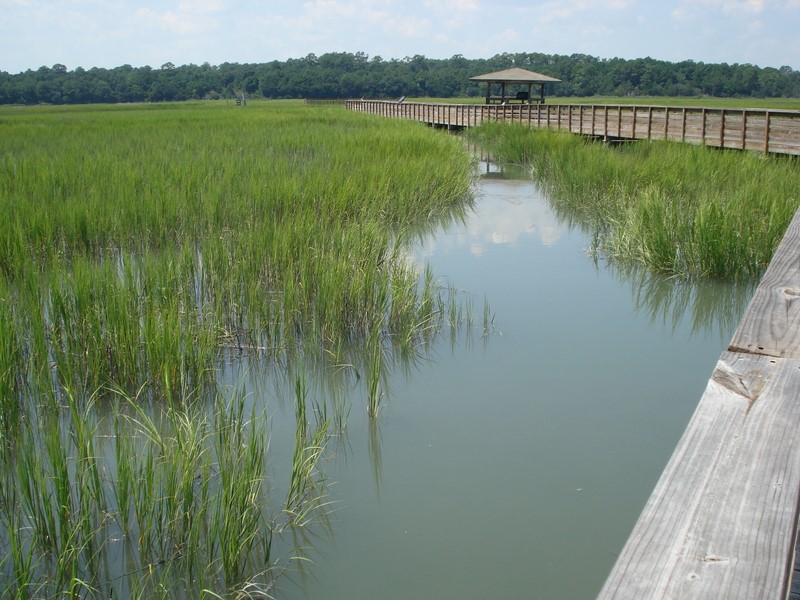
[345,100,800,156]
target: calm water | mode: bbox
[252,155,752,599]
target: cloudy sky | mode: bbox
[2,0,798,74]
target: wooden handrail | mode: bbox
[344,100,800,156]
[597,208,800,599]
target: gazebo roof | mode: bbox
[469,67,561,83]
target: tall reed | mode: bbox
[0,100,478,597]
[1,101,474,404]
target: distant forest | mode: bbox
[2,52,798,105]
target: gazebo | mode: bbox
[470,67,561,105]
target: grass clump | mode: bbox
[469,122,800,281]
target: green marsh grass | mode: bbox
[0,100,476,398]
[0,100,477,597]
[469,122,800,281]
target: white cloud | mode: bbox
[671,7,688,19]
[385,14,431,37]
[136,1,229,35]
[498,27,520,42]
[303,0,359,20]
[537,0,589,23]
[178,0,228,12]
[424,0,480,11]
[682,0,766,14]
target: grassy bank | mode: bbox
[468,121,800,281]
[0,100,475,597]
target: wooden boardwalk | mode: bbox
[345,100,800,156]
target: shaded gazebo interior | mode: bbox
[469,67,561,104]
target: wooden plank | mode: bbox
[596,351,800,600]
[728,208,800,359]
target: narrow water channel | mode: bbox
[262,153,753,599]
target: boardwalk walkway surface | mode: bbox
[346,97,800,597]
[345,100,800,156]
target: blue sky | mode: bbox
[2,0,798,74]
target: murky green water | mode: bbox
[235,155,753,599]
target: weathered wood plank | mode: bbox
[596,351,800,600]
[728,209,800,359]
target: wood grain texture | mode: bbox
[729,208,800,360]
[596,351,800,600]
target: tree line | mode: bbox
[1,52,798,105]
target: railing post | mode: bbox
[741,110,747,150]
[646,106,652,139]
[681,108,687,142]
[765,111,771,154]
[719,109,726,148]
[632,106,637,138]
[664,107,669,140]
[701,108,707,144]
